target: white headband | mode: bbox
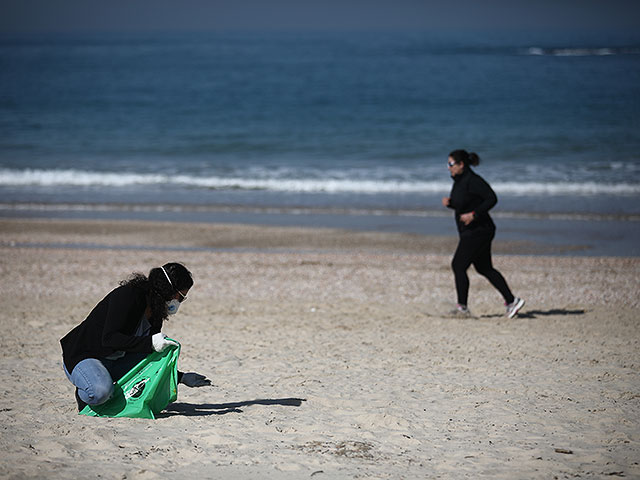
[160,266,174,289]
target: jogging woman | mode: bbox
[442,149,525,318]
[60,262,210,411]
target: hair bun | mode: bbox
[468,152,480,166]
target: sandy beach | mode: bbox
[1,217,638,479]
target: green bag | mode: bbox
[80,340,180,419]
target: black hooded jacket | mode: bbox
[447,167,497,236]
[60,283,161,373]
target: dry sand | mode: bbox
[0,218,638,479]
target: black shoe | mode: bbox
[75,388,87,412]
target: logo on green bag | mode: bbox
[126,378,149,399]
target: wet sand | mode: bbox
[0,218,638,479]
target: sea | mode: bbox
[1,30,639,255]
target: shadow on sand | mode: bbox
[479,309,587,319]
[516,308,586,319]
[159,397,306,417]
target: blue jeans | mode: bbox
[63,352,147,405]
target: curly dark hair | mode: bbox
[120,262,194,326]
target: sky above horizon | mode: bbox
[2,0,640,34]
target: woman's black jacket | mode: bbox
[60,283,161,373]
[447,167,497,236]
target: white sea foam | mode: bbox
[524,47,639,57]
[0,168,638,196]
[492,182,640,195]
[0,169,167,187]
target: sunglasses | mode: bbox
[447,161,457,167]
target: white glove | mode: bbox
[180,372,211,387]
[152,333,178,352]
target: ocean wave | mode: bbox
[0,168,638,196]
[492,182,640,195]
[0,168,442,193]
[523,47,640,56]
[0,168,166,188]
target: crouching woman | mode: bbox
[60,262,210,411]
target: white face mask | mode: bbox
[166,299,181,316]
[161,266,183,316]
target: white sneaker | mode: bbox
[506,297,525,319]
[449,303,473,318]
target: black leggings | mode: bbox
[452,230,514,306]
